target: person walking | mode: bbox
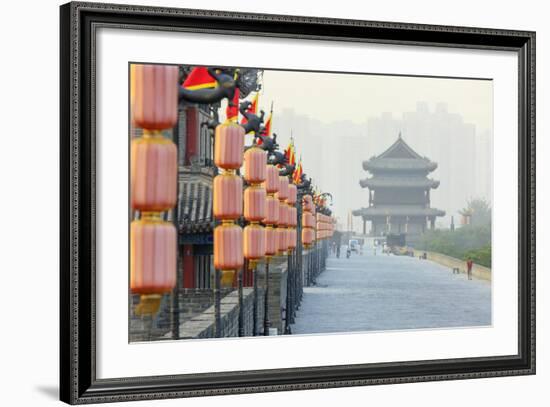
[466,258,474,280]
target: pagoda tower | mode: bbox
[352,134,445,237]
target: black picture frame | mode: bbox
[60,1,536,404]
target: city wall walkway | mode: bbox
[413,250,491,281]
[291,249,491,335]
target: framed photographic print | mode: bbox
[60,1,535,404]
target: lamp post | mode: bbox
[262,164,279,335]
[285,183,297,333]
[130,65,179,333]
[212,119,245,338]
[302,194,315,286]
[243,145,267,336]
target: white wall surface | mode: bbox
[0,0,547,405]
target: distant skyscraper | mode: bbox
[367,102,491,225]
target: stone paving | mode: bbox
[291,246,492,335]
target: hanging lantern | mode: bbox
[214,223,244,286]
[244,147,267,183]
[263,194,279,225]
[288,228,297,249]
[213,173,243,220]
[302,212,315,229]
[131,134,177,212]
[278,201,288,227]
[264,165,280,194]
[302,194,316,248]
[288,207,297,227]
[276,176,289,201]
[132,64,179,130]
[244,186,266,222]
[287,184,297,206]
[130,218,176,314]
[265,226,277,256]
[214,122,245,169]
[277,227,287,255]
[244,223,266,261]
[302,228,314,247]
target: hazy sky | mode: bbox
[258,70,493,135]
[219,68,494,230]
[243,69,494,230]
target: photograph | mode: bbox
[129,63,493,342]
[58,3,536,403]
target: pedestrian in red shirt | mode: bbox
[466,258,473,280]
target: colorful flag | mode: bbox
[182,66,217,90]
[292,156,303,184]
[263,111,272,136]
[284,138,296,166]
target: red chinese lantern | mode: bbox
[277,227,287,255]
[214,223,244,286]
[302,194,316,248]
[287,184,297,205]
[264,165,280,194]
[276,176,289,201]
[302,228,314,246]
[263,194,279,225]
[288,207,297,227]
[132,64,179,130]
[288,228,297,249]
[213,173,243,220]
[130,218,176,314]
[302,212,315,229]
[214,122,245,169]
[131,134,177,212]
[278,201,288,227]
[244,186,266,222]
[131,218,177,294]
[265,226,277,256]
[243,223,266,261]
[244,147,267,183]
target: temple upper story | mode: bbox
[352,134,445,236]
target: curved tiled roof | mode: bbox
[359,177,440,189]
[352,206,445,217]
[362,136,438,172]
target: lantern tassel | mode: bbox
[135,294,162,316]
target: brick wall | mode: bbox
[176,287,266,339]
[255,258,288,335]
[130,261,290,341]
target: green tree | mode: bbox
[459,198,491,227]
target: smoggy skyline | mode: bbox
[261,70,491,232]
[227,69,493,232]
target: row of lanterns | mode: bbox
[301,195,316,247]
[130,65,179,315]
[129,64,336,316]
[212,121,302,286]
[316,213,336,240]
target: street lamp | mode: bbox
[243,145,267,336]
[212,119,245,337]
[262,164,279,335]
[130,65,179,326]
[285,183,298,333]
[302,194,316,286]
